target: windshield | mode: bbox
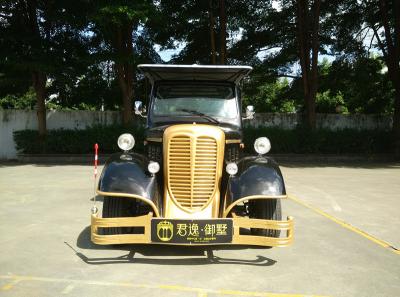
[152,83,238,119]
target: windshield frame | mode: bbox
[147,80,242,128]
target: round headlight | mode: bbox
[226,162,238,176]
[117,133,135,151]
[148,161,160,174]
[254,137,271,155]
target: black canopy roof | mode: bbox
[138,64,252,84]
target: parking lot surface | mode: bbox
[0,162,399,297]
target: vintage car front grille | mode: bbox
[167,133,219,211]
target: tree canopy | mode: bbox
[0,0,399,151]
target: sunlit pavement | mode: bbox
[0,162,399,297]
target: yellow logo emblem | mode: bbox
[156,220,174,242]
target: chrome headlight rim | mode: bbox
[254,137,271,155]
[117,133,135,152]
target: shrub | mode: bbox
[242,127,392,154]
[14,125,145,154]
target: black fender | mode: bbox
[98,153,161,215]
[223,156,286,216]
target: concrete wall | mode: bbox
[0,110,121,159]
[0,110,393,159]
[247,113,393,130]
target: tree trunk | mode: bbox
[391,0,400,155]
[219,0,227,64]
[296,0,319,129]
[393,86,400,156]
[388,58,400,155]
[114,24,134,126]
[26,0,47,135]
[308,0,320,129]
[209,0,216,64]
[296,0,311,127]
[378,0,400,155]
[32,71,47,136]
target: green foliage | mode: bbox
[243,78,297,113]
[14,126,391,155]
[0,0,397,122]
[0,88,36,109]
[241,56,393,115]
[14,125,145,154]
[242,127,392,154]
[316,91,348,114]
[318,57,393,114]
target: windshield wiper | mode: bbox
[176,109,220,124]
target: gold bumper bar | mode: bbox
[91,211,293,247]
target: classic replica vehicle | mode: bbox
[91,64,293,247]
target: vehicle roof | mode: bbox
[138,64,253,84]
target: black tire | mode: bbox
[102,197,137,235]
[248,199,282,238]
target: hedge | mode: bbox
[13,125,145,154]
[242,127,392,154]
[14,125,392,155]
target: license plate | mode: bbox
[151,219,233,244]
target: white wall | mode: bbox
[0,110,121,159]
[0,110,393,159]
[247,113,393,130]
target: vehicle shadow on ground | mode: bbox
[70,226,276,267]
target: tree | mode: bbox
[209,0,217,64]
[318,57,393,114]
[0,0,49,135]
[151,0,236,65]
[295,0,321,129]
[219,0,227,64]
[374,0,400,154]
[91,1,155,126]
[333,0,400,153]
[0,0,91,135]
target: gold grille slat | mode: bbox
[172,190,191,193]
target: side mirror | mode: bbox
[134,100,147,118]
[243,105,255,120]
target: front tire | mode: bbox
[102,197,137,235]
[248,199,282,238]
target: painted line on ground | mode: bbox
[0,275,330,297]
[287,194,400,255]
[1,278,21,291]
[61,283,75,294]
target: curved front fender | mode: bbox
[224,156,286,215]
[98,153,161,214]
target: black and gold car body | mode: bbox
[91,64,293,247]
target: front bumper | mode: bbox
[91,211,294,247]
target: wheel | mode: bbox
[102,197,137,235]
[248,199,282,238]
